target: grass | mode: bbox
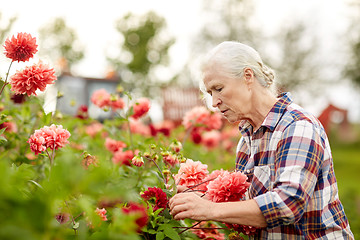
[331,143,360,238]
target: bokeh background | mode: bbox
[1,0,360,237]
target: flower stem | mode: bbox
[182,177,217,193]
[0,61,14,97]
[181,125,193,147]
[179,221,202,235]
[127,120,134,150]
[65,200,77,235]
[144,156,167,185]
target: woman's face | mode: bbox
[203,65,253,124]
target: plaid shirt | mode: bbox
[236,93,354,239]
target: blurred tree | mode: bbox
[107,11,175,97]
[344,1,360,88]
[186,0,322,96]
[266,22,320,94]
[193,0,260,53]
[0,12,16,43]
[38,17,85,74]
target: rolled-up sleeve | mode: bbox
[254,120,324,228]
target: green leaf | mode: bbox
[156,231,165,240]
[0,135,7,143]
[163,225,180,240]
[147,229,157,234]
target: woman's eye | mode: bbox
[216,88,222,92]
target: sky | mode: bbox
[1,0,359,121]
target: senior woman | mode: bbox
[169,41,354,239]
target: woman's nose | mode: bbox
[212,94,221,108]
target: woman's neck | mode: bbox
[248,90,278,132]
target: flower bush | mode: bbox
[0,33,250,240]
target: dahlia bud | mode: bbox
[162,169,171,176]
[116,85,124,93]
[132,155,144,167]
[143,152,151,159]
[152,154,159,161]
[169,141,182,153]
[161,151,170,157]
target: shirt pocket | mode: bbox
[248,165,272,198]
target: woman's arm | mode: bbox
[169,192,267,228]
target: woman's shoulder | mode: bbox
[279,103,324,132]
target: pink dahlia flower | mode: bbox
[162,152,179,167]
[109,97,125,110]
[10,61,56,96]
[129,119,150,136]
[131,98,151,119]
[90,89,111,108]
[197,169,227,192]
[3,32,38,62]
[28,134,47,155]
[0,121,18,133]
[202,130,222,149]
[85,122,103,137]
[95,208,108,221]
[207,171,250,203]
[28,124,71,155]
[174,159,209,189]
[182,106,222,131]
[141,187,168,211]
[112,149,139,166]
[105,138,127,153]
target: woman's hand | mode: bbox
[169,192,214,221]
[175,185,187,193]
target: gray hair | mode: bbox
[201,41,277,94]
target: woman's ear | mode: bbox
[243,67,255,84]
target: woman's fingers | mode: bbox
[176,185,187,193]
[169,192,213,221]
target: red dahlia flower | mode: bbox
[3,32,38,62]
[225,223,258,236]
[141,187,168,211]
[76,105,89,119]
[131,98,151,119]
[10,61,56,96]
[122,203,148,232]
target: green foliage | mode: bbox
[0,77,242,239]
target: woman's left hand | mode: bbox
[169,192,215,221]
